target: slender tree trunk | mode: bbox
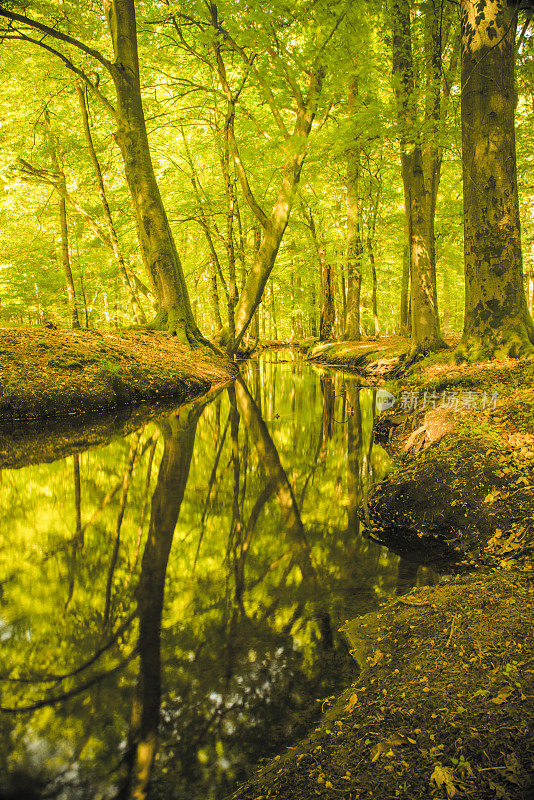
[208,258,223,331]
[309,278,317,337]
[345,74,363,341]
[368,234,380,337]
[57,180,81,329]
[34,282,45,325]
[461,0,534,355]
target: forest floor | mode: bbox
[0,326,235,427]
[226,352,534,800]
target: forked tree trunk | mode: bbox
[461,0,534,356]
[228,68,324,351]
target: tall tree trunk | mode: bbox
[392,0,445,355]
[400,219,410,334]
[106,0,205,343]
[368,234,380,338]
[345,74,363,341]
[461,0,534,356]
[222,65,324,351]
[208,258,223,331]
[57,180,81,329]
[75,81,146,324]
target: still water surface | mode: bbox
[0,353,427,799]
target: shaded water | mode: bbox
[0,353,430,799]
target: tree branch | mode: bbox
[1,31,116,118]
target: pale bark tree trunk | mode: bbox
[461,0,534,355]
[345,74,363,341]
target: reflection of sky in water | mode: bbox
[0,353,413,799]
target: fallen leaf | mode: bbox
[344,693,359,712]
[367,648,384,667]
[430,764,456,797]
[490,686,514,705]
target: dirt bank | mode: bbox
[228,567,534,800]
[0,326,235,426]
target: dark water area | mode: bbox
[0,352,434,800]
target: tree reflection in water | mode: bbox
[0,353,402,800]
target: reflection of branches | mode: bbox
[0,649,138,714]
[260,555,296,622]
[0,612,136,685]
[193,416,230,570]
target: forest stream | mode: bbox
[0,351,429,800]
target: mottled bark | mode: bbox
[461,0,534,355]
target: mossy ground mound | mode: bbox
[0,326,235,425]
[370,357,534,567]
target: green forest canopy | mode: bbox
[0,0,532,353]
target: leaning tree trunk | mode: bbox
[106,0,206,344]
[230,68,324,351]
[461,0,534,357]
[75,81,146,325]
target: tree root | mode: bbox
[457,324,534,363]
[131,309,225,357]
[391,338,449,377]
